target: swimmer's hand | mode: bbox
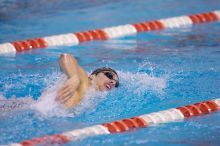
[56,76,80,103]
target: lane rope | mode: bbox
[8,98,220,146]
[0,10,220,55]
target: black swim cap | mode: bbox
[91,67,119,87]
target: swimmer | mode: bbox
[56,53,119,108]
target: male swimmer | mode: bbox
[55,53,119,108]
[0,53,119,112]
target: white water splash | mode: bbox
[31,74,72,117]
[0,95,33,114]
[31,74,108,118]
[70,88,108,116]
[119,71,167,97]
[1,70,167,118]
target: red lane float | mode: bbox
[177,100,219,118]
[132,21,165,32]
[20,134,69,146]
[0,10,220,54]
[103,117,147,133]
[75,29,108,42]
[8,98,220,146]
[11,38,47,52]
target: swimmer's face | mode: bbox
[90,71,119,91]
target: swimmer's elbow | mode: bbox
[59,53,81,79]
[60,53,72,57]
[60,53,78,64]
[60,53,71,61]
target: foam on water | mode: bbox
[70,88,108,116]
[0,97,33,118]
[31,74,108,118]
[31,74,70,117]
[0,68,167,118]
[119,71,167,96]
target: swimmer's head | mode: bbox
[89,67,119,91]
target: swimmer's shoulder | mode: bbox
[64,67,89,108]
[78,66,89,85]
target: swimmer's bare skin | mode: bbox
[55,53,89,108]
[56,53,119,108]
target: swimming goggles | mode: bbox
[103,72,119,87]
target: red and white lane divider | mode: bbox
[8,98,220,146]
[0,10,220,55]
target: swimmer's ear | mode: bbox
[89,74,96,80]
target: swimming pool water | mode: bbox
[0,0,220,145]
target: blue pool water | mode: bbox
[0,0,220,145]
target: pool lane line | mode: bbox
[0,10,220,55]
[8,98,220,146]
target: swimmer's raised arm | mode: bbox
[59,53,81,78]
[55,53,120,108]
[56,53,82,103]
